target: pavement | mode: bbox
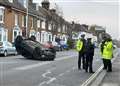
[100,48,120,86]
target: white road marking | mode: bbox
[38,81,46,86]
[0,61,19,64]
[58,73,64,77]
[13,55,77,71]
[14,62,50,70]
[42,71,51,78]
[46,77,56,84]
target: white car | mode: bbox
[0,41,17,56]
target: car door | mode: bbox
[4,42,10,55]
[8,42,15,54]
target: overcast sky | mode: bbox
[33,0,120,40]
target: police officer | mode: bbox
[85,38,95,73]
[76,34,86,70]
[101,37,113,72]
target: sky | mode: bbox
[33,0,120,40]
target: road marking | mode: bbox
[42,71,51,78]
[0,61,19,64]
[13,55,77,71]
[46,77,56,84]
[14,62,50,70]
[38,81,46,86]
[81,51,118,86]
[58,73,64,77]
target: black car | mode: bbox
[14,36,56,60]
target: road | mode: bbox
[0,49,102,86]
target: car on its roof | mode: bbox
[14,36,56,60]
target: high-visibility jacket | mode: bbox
[102,41,113,59]
[76,39,83,52]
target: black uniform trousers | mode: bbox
[85,54,93,72]
[78,52,86,69]
[102,59,112,71]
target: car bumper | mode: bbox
[0,49,4,54]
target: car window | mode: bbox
[4,42,12,47]
[24,40,43,49]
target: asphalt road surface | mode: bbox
[0,49,102,86]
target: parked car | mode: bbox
[60,41,69,50]
[52,41,61,51]
[43,41,54,49]
[14,36,56,60]
[0,41,17,56]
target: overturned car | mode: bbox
[14,36,56,60]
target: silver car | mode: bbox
[0,41,17,56]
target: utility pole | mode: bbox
[26,0,29,38]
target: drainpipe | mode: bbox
[26,0,29,38]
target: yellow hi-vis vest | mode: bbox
[102,41,113,59]
[76,39,83,52]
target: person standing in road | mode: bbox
[85,38,95,73]
[76,34,86,70]
[101,37,113,72]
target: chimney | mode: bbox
[41,0,50,10]
[50,9,56,14]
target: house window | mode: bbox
[15,14,18,26]
[24,0,27,8]
[22,16,24,27]
[36,4,39,10]
[3,31,7,41]
[58,27,61,32]
[8,0,13,3]
[42,21,45,29]
[0,7,4,24]
[31,18,33,28]
[63,25,65,32]
[37,20,40,28]
[41,33,45,43]
[49,35,52,41]
[48,24,51,30]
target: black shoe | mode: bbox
[107,70,112,72]
[89,71,95,73]
[83,66,85,69]
[78,68,81,70]
[85,70,88,72]
[103,68,107,70]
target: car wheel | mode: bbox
[14,51,18,56]
[4,51,7,57]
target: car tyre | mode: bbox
[4,51,7,57]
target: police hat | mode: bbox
[81,34,85,37]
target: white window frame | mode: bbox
[36,4,39,11]
[31,18,33,28]
[48,24,52,30]
[0,6,5,24]
[42,21,45,29]
[37,20,40,28]
[63,25,65,32]
[15,14,18,26]
[22,16,24,27]
[58,26,61,32]
[8,0,13,3]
